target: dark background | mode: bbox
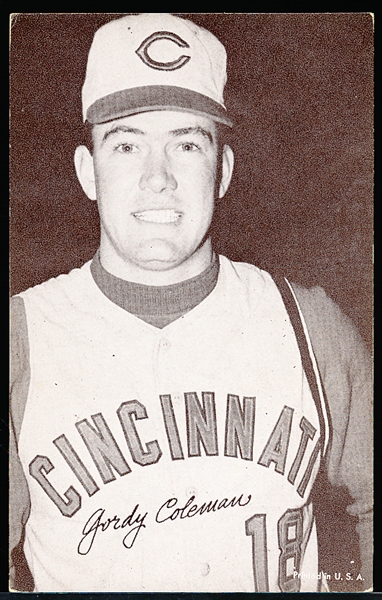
[10,13,373,350]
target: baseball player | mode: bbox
[10,13,372,592]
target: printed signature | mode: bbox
[77,493,251,555]
[77,505,148,555]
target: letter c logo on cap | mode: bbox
[136,31,191,71]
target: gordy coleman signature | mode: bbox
[77,493,251,555]
[77,504,147,555]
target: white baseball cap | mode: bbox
[82,13,232,127]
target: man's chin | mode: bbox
[133,241,187,271]
[137,258,181,272]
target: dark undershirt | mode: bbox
[90,251,220,328]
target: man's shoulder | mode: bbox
[12,260,93,304]
[289,280,357,341]
[220,256,360,345]
[218,255,274,288]
[288,280,370,372]
[221,256,337,314]
[220,256,329,304]
[290,280,331,311]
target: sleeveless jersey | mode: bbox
[16,255,329,592]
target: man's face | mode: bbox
[76,110,233,283]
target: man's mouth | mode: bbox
[133,209,182,224]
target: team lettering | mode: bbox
[29,393,320,516]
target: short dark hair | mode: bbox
[83,120,95,155]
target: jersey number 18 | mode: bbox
[246,508,304,592]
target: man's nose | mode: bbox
[139,150,177,193]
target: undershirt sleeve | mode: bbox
[292,284,373,590]
[10,296,32,590]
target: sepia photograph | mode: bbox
[10,13,373,592]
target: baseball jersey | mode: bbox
[14,255,330,592]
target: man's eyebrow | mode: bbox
[102,125,146,143]
[169,126,214,144]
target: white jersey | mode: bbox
[17,256,329,592]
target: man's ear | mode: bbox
[219,144,234,199]
[74,145,97,201]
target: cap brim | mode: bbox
[85,85,233,127]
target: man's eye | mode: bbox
[115,143,137,153]
[178,142,200,152]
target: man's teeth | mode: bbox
[134,210,181,223]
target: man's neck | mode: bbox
[98,240,214,286]
[90,250,220,328]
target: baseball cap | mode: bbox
[82,13,232,127]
